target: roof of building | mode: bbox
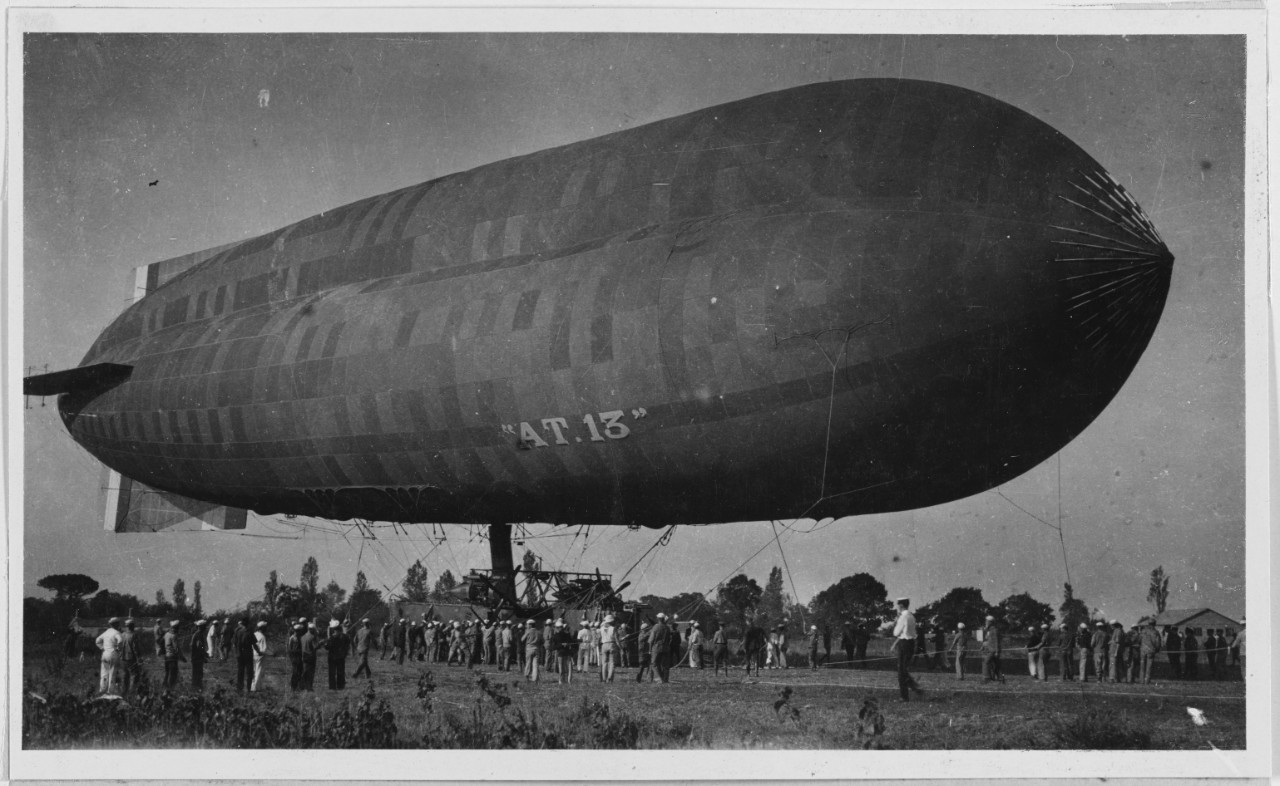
[1152,608,1240,627]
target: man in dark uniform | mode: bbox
[287,623,304,691]
[352,619,374,680]
[635,621,654,682]
[854,621,871,668]
[379,619,392,660]
[325,619,350,690]
[392,618,407,665]
[190,620,209,690]
[1057,622,1076,681]
[232,618,251,691]
[742,618,766,676]
[301,622,320,691]
[163,620,184,690]
[1182,627,1200,679]
[120,619,143,695]
[1164,625,1182,679]
[649,613,673,683]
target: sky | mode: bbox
[20,33,1248,625]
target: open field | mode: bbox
[23,642,1245,749]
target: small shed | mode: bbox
[1152,608,1242,637]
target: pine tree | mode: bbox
[172,579,187,612]
[403,561,430,602]
[300,557,320,616]
[760,566,787,624]
[193,580,203,616]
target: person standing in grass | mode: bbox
[523,620,543,682]
[286,623,304,691]
[379,620,392,661]
[980,616,1003,683]
[153,619,166,658]
[1057,622,1075,681]
[301,622,321,691]
[233,618,254,691]
[890,598,924,701]
[499,620,515,671]
[326,619,350,690]
[649,613,674,683]
[1075,623,1092,682]
[353,619,374,680]
[95,617,123,694]
[190,620,209,691]
[636,621,655,682]
[1036,624,1053,681]
[250,621,269,691]
[618,620,631,668]
[600,615,619,681]
[742,619,766,676]
[712,623,730,675]
[553,620,575,684]
[163,620,185,690]
[119,619,143,695]
[1091,622,1110,683]
[808,625,821,670]
[949,622,970,680]
[687,622,704,670]
[1182,627,1200,679]
[1024,626,1041,679]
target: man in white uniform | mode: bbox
[891,598,924,701]
[95,617,123,694]
[252,620,270,691]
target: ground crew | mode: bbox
[120,619,143,694]
[233,618,254,691]
[301,622,321,690]
[392,618,407,664]
[687,621,703,670]
[523,620,543,681]
[600,615,618,681]
[1025,626,1042,679]
[1057,622,1075,681]
[221,617,234,661]
[1107,621,1124,682]
[808,625,821,670]
[553,620,574,684]
[287,623,304,691]
[1036,624,1053,680]
[742,619,766,676]
[576,621,592,672]
[1138,619,1161,683]
[712,623,730,674]
[1091,622,1110,682]
[153,619,166,657]
[618,621,632,667]
[163,620,185,690]
[499,620,515,671]
[206,619,220,665]
[325,619,349,690]
[949,623,970,680]
[379,619,392,660]
[353,619,373,679]
[483,621,495,665]
[931,624,947,671]
[890,598,924,701]
[190,620,209,690]
[636,621,654,682]
[649,613,673,683]
[981,616,1003,683]
[251,621,269,690]
[1182,627,1199,679]
[95,617,123,694]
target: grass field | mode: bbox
[23,641,1245,750]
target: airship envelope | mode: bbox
[30,78,1174,531]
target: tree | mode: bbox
[1059,583,1089,632]
[995,591,1054,631]
[86,589,147,619]
[403,560,430,602]
[274,585,306,621]
[638,592,718,632]
[154,590,170,614]
[323,579,347,617]
[1147,566,1170,615]
[300,557,320,615]
[193,580,203,616]
[808,573,892,628]
[172,579,187,612]
[264,570,280,616]
[432,569,458,600]
[716,574,763,625]
[36,574,100,610]
[759,566,787,623]
[348,570,384,623]
[915,587,990,631]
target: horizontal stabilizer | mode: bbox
[103,468,247,533]
[24,363,132,397]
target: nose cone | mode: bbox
[1054,168,1175,368]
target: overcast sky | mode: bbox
[21,33,1247,624]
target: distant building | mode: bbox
[1152,608,1242,636]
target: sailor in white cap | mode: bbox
[325,618,350,690]
[287,622,305,691]
[1091,621,1110,683]
[891,597,924,700]
[980,615,1003,683]
[686,620,704,671]
[600,614,618,681]
[95,617,124,694]
[551,619,574,684]
[648,612,673,683]
[949,621,971,680]
[808,624,821,670]
[189,619,210,690]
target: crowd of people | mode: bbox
[82,606,1246,699]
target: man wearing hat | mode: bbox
[221,617,234,661]
[522,620,543,681]
[232,618,254,691]
[1024,625,1042,679]
[1036,624,1054,681]
[495,620,511,671]
[552,620,575,684]
[206,618,220,667]
[353,619,374,679]
[301,621,321,691]
[252,621,270,691]
[392,617,408,665]
[1057,622,1076,681]
[1137,618,1161,684]
[1091,621,1110,683]
[980,615,1003,683]
[636,620,655,682]
[163,620,185,690]
[94,617,123,694]
[1075,623,1093,681]
[119,619,143,694]
[600,615,618,681]
[712,621,730,675]
[378,618,392,660]
[576,621,592,673]
[948,622,970,680]
[741,616,766,676]
[325,619,350,690]
[1107,621,1124,683]
[808,624,821,670]
[649,613,673,683]
[687,621,704,671]
[286,622,305,691]
[890,598,924,701]
[190,620,209,690]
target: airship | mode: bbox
[26,78,1173,581]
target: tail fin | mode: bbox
[103,468,247,533]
